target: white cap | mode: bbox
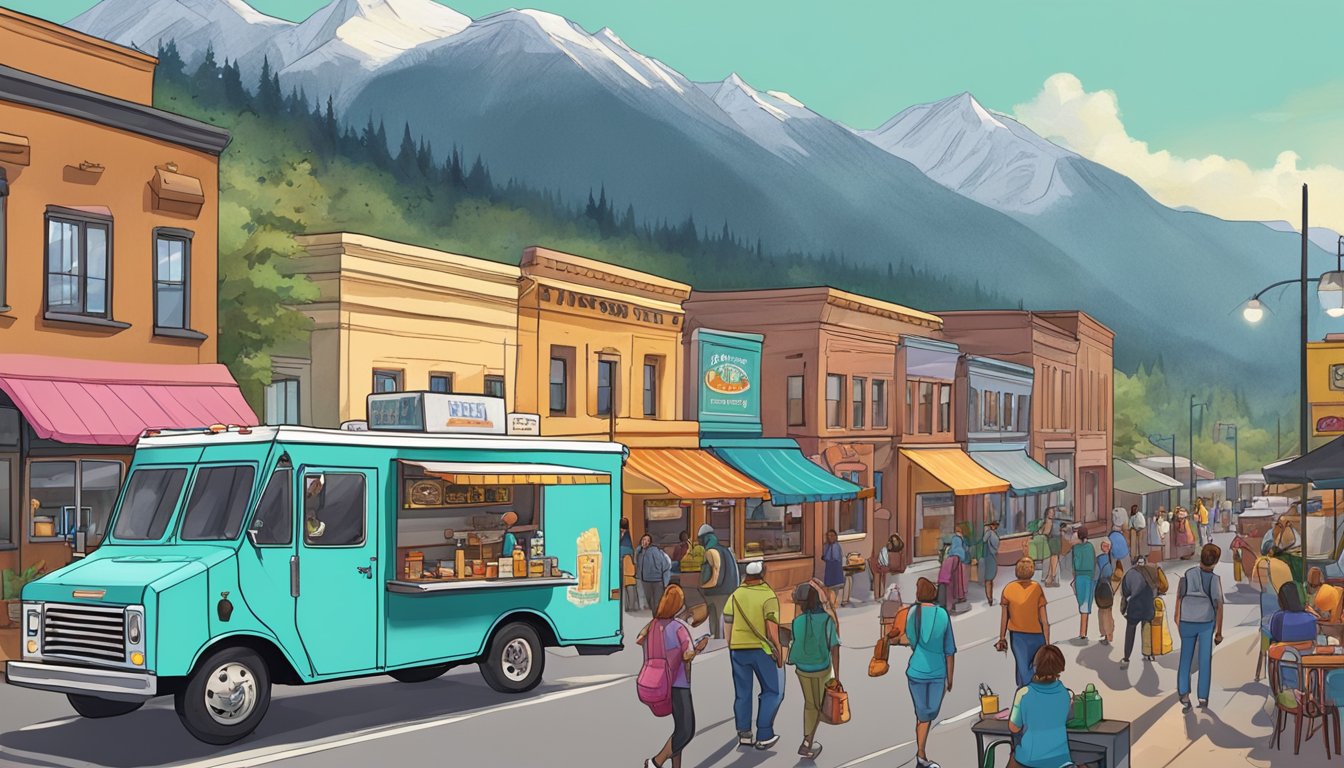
[744,559,764,576]
[697,523,714,537]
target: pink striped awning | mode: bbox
[0,354,257,446]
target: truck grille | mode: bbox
[43,604,127,663]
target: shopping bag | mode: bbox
[820,679,851,725]
[868,630,890,677]
[1152,599,1173,655]
[1066,683,1103,728]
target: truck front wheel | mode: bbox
[479,622,544,693]
[67,694,143,719]
[174,646,272,745]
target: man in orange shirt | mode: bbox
[995,557,1050,688]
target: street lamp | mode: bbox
[1190,397,1209,509]
[1217,422,1239,508]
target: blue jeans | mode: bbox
[1011,631,1046,688]
[730,648,784,740]
[1178,620,1215,700]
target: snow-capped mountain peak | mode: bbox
[69,0,292,61]
[859,91,1074,214]
[279,0,470,72]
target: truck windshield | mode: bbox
[180,465,257,541]
[112,468,188,541]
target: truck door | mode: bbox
[295,468,380,675]
[239,466,303,669]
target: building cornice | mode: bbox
[522,246,691,302]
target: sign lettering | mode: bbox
[537,285,677,327]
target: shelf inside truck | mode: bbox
[386,574,577,594]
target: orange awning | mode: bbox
[625,448,770,500]
[901,447,1010,496]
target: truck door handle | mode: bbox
[290,555,300,598]
[357,556,376,579]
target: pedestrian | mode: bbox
[639,584,708,768]
[1309,567,1344,623]
[723,559,784,750]
[1147,507,1167,562]
[1194,498,1210,546]
[905,577,956,768]
[698,524,740,640]
[1040,508,1060,588]
[788,582,840,760]
[1174,506,1194,559]
[638,534,672,616]
[944,525,969,610]
[621,517,635,559]
[1175,543,1225,711]
[670,530,691,575]
[1008,644,1074,768]
[982,520,1001,605]
[623,552,639,611]
[821,529,845,605]
[873,533,903,603]
[1107,507,1131,566]
[1221,499,1233,534]
[996,557,1050,688]
[1070,526,1096,642]
[1119,555,1156,669]
[1095,539,1119,646]
[1128,504,1146,557]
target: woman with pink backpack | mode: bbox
[638,584,709,768]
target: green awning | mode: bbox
[968,447,1066,497]
[705,438,861,506]
[1113,458,1182,495]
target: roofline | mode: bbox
[522,246,691,299]
[137,425,626,454]
[0,6,158,68]
[0,63,230,154]
[687,285,942,328]
[295,231,521,279]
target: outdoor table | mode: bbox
[1267,644,1344,755]
[972,716,1130,768]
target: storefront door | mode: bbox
[296,468,381,675]
[915,492,954,558]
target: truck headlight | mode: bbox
[127,611,142,645]
[25,610,39,637]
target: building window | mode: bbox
[0,457,11,546]
[1003,392,1015,430]
[906,382,914,432]
[834,471,866,535]
[872,380,888,428]
[787,375,805,426]
[429,373,454,393]
[919,382,934,434]
[852,377,867,429]
[938,384,951,433]
[915,492,954,557]
[1017,394,1032,432]
[549,346,574,415]
[29,459,124,546]
[1046,453,1074,514]
[46,212,111,319]
[873,471,884,505]
[826,374,844,428]
[265,378,300,425]
[484,375,505,399]
[154,229,191,330]
[743,500,802,556]
[643,357,659,418]
[969,386,981,431]
[597,359,617,416]
[983,390,997,431]
[373,369,402,393]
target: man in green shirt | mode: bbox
[723,560,783,750]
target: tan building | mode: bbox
[272,232,520,427]
[0,6,249,590]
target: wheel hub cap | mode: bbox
[502,638,532,682]
[204,662,258,725]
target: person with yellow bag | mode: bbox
[788,582,840,761]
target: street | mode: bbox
[0,532,1318,768]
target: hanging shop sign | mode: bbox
[693,328,763,437]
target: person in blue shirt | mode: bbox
[500,511,519,557]
[1009,644,1073,768]
[1271,580,1319,692]
[904,577,956,768]
[821,529,845,604]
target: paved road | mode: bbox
[0,534,1273,768]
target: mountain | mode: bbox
[1262,220,1341,256]
[69,0,290,64]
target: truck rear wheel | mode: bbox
[388,663,451,683]
[174,646,272,745]
[479,622,544,693]
[67,694,143,719]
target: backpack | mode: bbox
[701,545,740,595]
[1181,568,1217,623]
[1093,553,1114,609]
[636,620,675,717]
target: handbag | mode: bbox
[1093,553,1114,609]
[820,679,851,725]
[636,620,674,717]
[868,629,890,677]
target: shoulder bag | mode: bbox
[731,593,783,665]
[1094,554,1114,609]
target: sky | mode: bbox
[10,0,1344,229]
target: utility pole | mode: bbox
[1299,183,1310,576]
[1189,395,1208,510]
[1218,422,1239,507]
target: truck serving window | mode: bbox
[180,465,257,541]
[112,468,188,541]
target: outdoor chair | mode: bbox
[1269,645,1335,758]
[980,738,1102,768]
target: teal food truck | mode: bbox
[6,393,624,744]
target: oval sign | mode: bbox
[705,363,751,394]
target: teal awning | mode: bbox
[705,438,861,505]
[1112,458,1182,496]
[968,447,1067,497]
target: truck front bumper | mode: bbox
[5,661,157,702]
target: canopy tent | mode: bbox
[1113,458,1183,496]
[1263,437,1344,489]
[968,448,1066,497]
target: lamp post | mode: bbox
[1190,396,1209,509]
[1217,422,1239,507]
[1147,433,1177,509]
[1240,183,1343,583]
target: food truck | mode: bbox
[6,393,624,744]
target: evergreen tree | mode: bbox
[395,123,419,180]
[256,57,283,115]
[156,40,186,86]
[190,46,222,105]
[465,155,490,195]
[221,58,247,107]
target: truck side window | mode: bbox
[112,468,188,541]
[304,473,366,547]
[180,465,258,541]
[250,469,293,545]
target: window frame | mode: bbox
[484,374,505,399]
[872,379,888,428]
[27,458,126,544]
[642,357,659,418]
[248,467,294,547]
[373,369,403,394]
[302,471,368,548]
[851,376,867,429]
[265,378,300,426]
[44,207,114,322]
[549,346,574,416]
[938,384,951,433]
[596,358,618,417]
[152,227,193,333]
[178,463,258,542]
[429,373,454,394]
[826,373,845,429]
[786,375,805,427]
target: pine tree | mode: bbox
[395,123,419,180]
[257,57,282,115]
[156,40,186,86]
[221,58,246,107]
[191,46,222,105]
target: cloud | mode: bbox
[1013,73,1344,232]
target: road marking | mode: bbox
[553,673,627,684]
[165,677,631,768]
[937,705,982,725]
[835,705,980,766]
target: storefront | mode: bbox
[898,447,1010,559]
[968,445,1068,560]
[0,354,256,570]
